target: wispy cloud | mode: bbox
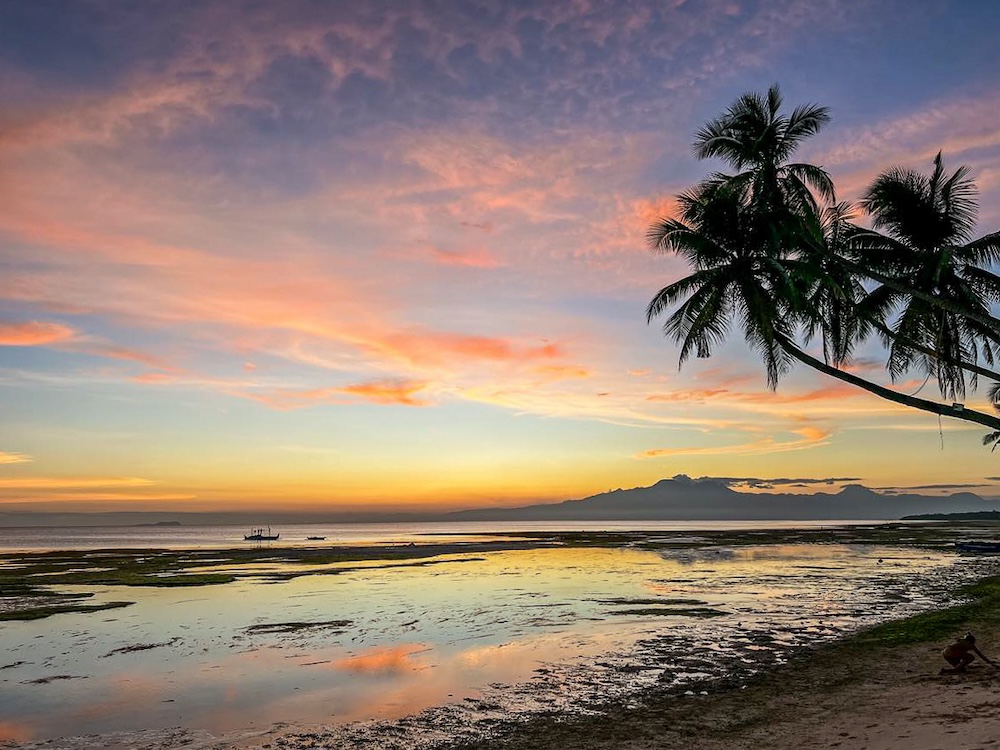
[0,321,74,346]
[0,451,32,465]
[238,378,431,410]
[0,476,155,489]
[637,426,832,459]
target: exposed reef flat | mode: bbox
[1,521,998,620]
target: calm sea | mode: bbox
[0,518,897,551]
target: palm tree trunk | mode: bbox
[773,333,1000,430]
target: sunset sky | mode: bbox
[2,0,1000,513]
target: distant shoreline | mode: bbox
[902,510,1000,521]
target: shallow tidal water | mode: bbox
[0,542,994,745]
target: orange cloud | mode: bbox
[130,372,179,384]
[793,425,831,442]
[340,379,429,406]
[0,451,31,465]
[377,331,562,367]
[638,428,831,458]
[632,195,681,228]
[646,382,862,407]
[646,388,732,402]
[533,364,591,379]
[0,320,74,346]
[240,378,430,410]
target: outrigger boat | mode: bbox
[244,526,279,541]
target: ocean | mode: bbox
[0,518,901,552]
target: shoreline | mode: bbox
[435,572,1000,750]
[3,530,1000,749]
[9,570,998,750]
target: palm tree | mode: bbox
[646,180,794,390]
[807,198,1000,392]
[647,179,1000,431]
[693,85,834,247]
[853,153,1000,401]
[648,88,1000,432]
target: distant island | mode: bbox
[901,511,1000,521]
[444,476,998,522]
[2,476,998,527]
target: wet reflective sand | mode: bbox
[0,542,994,744]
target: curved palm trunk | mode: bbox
[773,333,1000,430]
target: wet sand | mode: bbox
[431,621,1000,750]
[11,620,998,750]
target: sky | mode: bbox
[2,0,1000,514]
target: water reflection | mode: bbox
[333,644,429,674]
[0,544,991,741]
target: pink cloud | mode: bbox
[0,320,74,346]
[376,331,562,367]
[130,372,179,384]
[239,378,430,410]
[816,93,1000,170]
[63,341,180,372]
[424,246,502,269]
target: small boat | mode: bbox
[244,526,279,541]
[955,541,1000,553]
[306,536,326,541]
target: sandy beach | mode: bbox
[431,581,1000,750]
